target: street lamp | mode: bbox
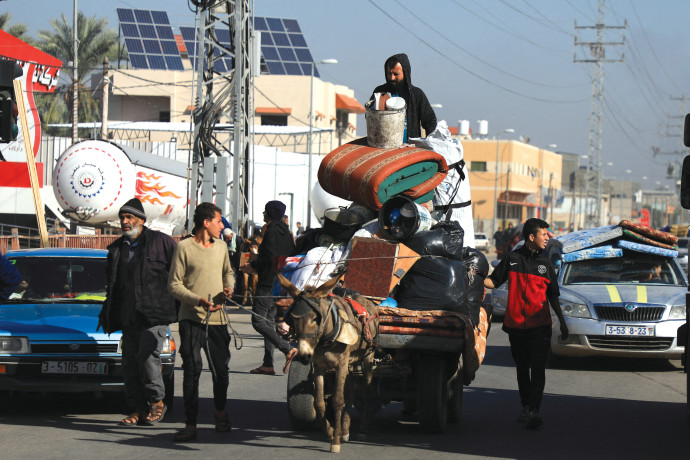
[492,128,515,241]
[307,58,338,229]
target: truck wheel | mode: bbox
[163,369,175,412]
[447,355,463,424]
[417,355,448,433]
[287,359,317,431]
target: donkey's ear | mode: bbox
[312,271,345,298]
[276,272,301,298]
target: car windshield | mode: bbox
[562,254,686,287]
[5,257,106,303]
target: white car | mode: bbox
[474,232,490,251]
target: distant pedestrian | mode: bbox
[0,252,21,300]
[241,200,297,375]
[168,202,235,442]
[295,221,305,237]
[99,197,178,427]
[484,218,568,429]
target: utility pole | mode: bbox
[72,0,78,145]
[188,0,252,234]
[575,0,625,228]
[100,57,109,140]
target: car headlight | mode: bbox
[669,305,686,320]
[561,301,591,318]
[0,336,30,354]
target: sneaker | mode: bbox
[516,406,530,423]
[526,410,543,429]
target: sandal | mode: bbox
[174,427,198,442]
[119,413,141,427]
[283,348,298,374]
[215,414,232,433]
[146,401,167,423]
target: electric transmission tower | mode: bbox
[574,0,625,228]
[188,0,252,233]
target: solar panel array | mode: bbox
[118,10,317,77]
[254,17,318,77]
[117,8,185,71]
[179,26,234,73]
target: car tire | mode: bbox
[447,354,463,424]
[417,354,448,433]
[286,359,317,431]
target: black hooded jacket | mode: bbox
[251,220,296,290]
[370,53,437,139]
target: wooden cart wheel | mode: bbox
[416,355,448,433]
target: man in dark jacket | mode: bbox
[99,198,177,426]
[370,53,437,142]
[241,200,297,375]
[484,218,568,430]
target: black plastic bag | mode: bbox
[406,220,465,260]
[394,256,468,313]
[462,247,489,326]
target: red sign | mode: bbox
[640,208,650,227]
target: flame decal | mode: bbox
[135,171,182,205]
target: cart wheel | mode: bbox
[417,355,448,433]
[287,359,317,430]
[447,355,463,424]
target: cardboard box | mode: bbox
[345,237,420,299]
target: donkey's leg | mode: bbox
[342,374,354,443]
[330,358,348,453]
[358,352,375,441]
[314,370,333,440]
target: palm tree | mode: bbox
[34,11,118,135]
[0,13,33,44]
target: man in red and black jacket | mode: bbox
[485,218,569,429]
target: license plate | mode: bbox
[605,325,655,336]
[41,361,108,374]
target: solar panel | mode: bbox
[256,17,318,77]
[117,8,185,71]
[180,26,233,73]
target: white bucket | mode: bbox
[365,100,406,149]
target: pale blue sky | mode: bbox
[5,0,690,189]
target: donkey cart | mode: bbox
[286,307,466,434]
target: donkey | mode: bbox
[240,235,261,305]
[277,272,379,454]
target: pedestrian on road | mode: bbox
[484,218,569,429]
[99,198,177,427]
[241,200,297,376]
[168,202,235,442]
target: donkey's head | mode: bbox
[277,272,349,361]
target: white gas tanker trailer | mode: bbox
[52,139,188,234]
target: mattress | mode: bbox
[317,140,449,210]
[621,229,678,250]
[562,245,623,263]
[617,239,678,258]
[555,225,623,253]
[618,219,678,245]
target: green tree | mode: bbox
[34,11,118,135]
[0,13,33,44]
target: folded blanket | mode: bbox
[622,228,678,249]
[617,239,678,258]
[318,139,448,210]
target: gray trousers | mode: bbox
[121,324,167,411]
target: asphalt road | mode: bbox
[0,300,688,460]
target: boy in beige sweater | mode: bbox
[168,202,234,442]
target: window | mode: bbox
[470,161,487,172]
[261,115,288,126]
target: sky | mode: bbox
[6,0,690,192]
